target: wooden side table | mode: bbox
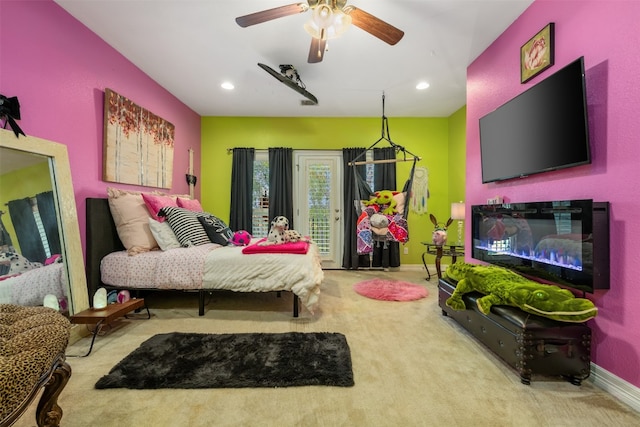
[70,298,149,356]
[421,242,465,280]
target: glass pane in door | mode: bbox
[308,163,331,255]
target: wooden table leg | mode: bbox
[435,246,444,278]
[421,251,432,280]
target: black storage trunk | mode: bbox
[438,277,592,385]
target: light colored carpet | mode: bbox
[14,269,640,427]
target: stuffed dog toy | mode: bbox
[0,251,43,276]
[283,229,310,243]
[265,216,289,244]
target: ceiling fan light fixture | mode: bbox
[304,6,351,40]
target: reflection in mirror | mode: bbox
[0,129,88,317]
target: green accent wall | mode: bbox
[0,161,53,254]
[201,114,466,265]
[447,106,467,247]
[448,106,466,202]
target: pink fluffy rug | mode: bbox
[353,279,428,301]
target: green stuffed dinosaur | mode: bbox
[364,190,398,215]
[444,262,597,323]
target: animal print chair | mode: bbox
[0,304,71,427]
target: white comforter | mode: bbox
[202,243,323,313]
[101,242,323,313]
[0,262,67,306]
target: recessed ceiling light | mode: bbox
[416,81,430,90]
[221,82,235,90]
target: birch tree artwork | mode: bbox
[103,88,174,188]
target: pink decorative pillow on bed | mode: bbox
[177,197,203,212]
[107,187,159,254]
[142,193,178,222]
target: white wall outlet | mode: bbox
[403,247,409,255]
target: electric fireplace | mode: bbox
[471,199,610,294]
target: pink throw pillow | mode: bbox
[142,193,178,222]
[177,197,203,212]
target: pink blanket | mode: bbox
[242,238,310,255]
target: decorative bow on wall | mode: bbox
[0,94,26,138]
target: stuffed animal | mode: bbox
[369,213,390,238]
[283,229,310,243]
[0,251,43,276]
[262,216,289,245]
[364,190,398,215]
[444,262,598,322]
[430,214,452,246]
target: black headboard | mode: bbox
[85,198,124,296]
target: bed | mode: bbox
[85,198,323,317]
[0,260,67,307]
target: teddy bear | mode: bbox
[369,213,390,239]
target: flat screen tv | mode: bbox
[479,57,590,183]
[471,199,610,294]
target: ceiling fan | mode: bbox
[236,0,404,63]
[258,63,318,105]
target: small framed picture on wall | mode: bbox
[520,23,555,83]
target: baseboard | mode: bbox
[399,263,427,272]
[590,363,640,413]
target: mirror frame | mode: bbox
[0,128,89,315]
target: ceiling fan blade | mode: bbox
[344,6,404,45]
[236,3,309,28]
[258,63,318,105]
[308,37,326,63]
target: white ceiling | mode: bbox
[53,0,533,118]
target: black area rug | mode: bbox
[95,332,354,389]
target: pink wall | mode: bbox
[0,0,201,257]
[467,1,640,387]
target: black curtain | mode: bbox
[342,147,371,269]
[8,197,46,263]
[36,191,61,256]
[372,147,401,268]
[229,148,255,231]
[268,147,294,228]
[0,213,12,248]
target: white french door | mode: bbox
[293,151,343,269]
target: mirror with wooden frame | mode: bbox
[0,128,88,316]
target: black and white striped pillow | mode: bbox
[158,206,210,247]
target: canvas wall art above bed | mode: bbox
[85,189,323,317]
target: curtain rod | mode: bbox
[226,148,364,154]
[4,193,44,206]
[348,156,421,166]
